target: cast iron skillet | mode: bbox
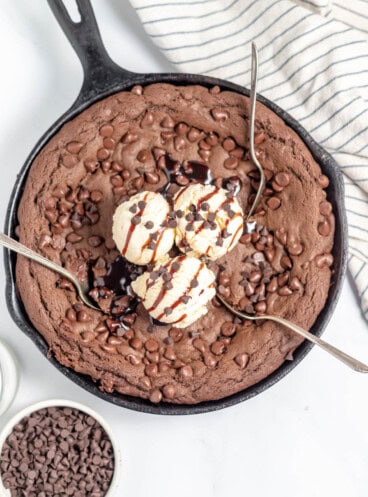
[4,0,348,415]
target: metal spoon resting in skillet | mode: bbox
[216,43,368,373]
[1,228,367,372]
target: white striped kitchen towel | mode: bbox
[129,0,368,321]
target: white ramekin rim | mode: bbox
[0,340,18,417]
[0,399,121,497]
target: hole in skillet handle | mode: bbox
[60,0,81,22]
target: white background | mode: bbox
[0,1,367,496]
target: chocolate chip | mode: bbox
[179,365,193,378]
[224,157,239,170]
[211,340,226,355]
[138,200,147,210]
[141,110,154,127]
[318,175,330,188]
[280,255,293,269]
[274,172,290,187]
[211,108,229,121]
[185,213,194,222]
[221,322,236,337]
[186,223,194,231]
[176,174,189,186]
[100,124,114,137]
[266,279,278,293]
[319,201,332,216]
[131,85,143,95]
[161,115,175,128]
[223,137,236,151]
[315,253,333,268]
[176,209,184,218]
[163,384,176,399]
[137,150,152,163]
[290,276,303,292]
[267,196,281,210]
[145,339,159,352]
[288,242,303,256]
[66,233,82,244]
[190,279,199,288]
[145,221,154,229]
[278,286,293,296]
[234,353,249,368]
[218,285,230,298]
[97,148,110,161]
[131,215,141,225]
[88,236,103,248]
[145,171,160,184]
[172,261,181,271]
[174,136,186,151]
[122,131,138,144]
[318,219,330,236]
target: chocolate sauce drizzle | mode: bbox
[160,153,243,196]
[88,256,142,318]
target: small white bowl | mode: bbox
[0,340,18,417]
[0,399,122,496]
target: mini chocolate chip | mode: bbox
[164,307,173,315]
[190,279,199,288]
[224,157,239,170]
[221,322,236,336]
[318,219,330,236]
[223,137,236,151]
[129,204,137,213]
[186,223,194,231]
[274,172,290,187]
[138,200,147,210]
[176,209,184,218]
[267,196,281,210]
[131,215,141,225]
[207,212,216,222]
[319,201,332,216]
[145,221,154,229]
[235,353,249,368]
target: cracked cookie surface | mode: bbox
[16,83,334,404]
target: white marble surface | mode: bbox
[0,1,367,496]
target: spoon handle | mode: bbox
[217,294,368,373]
[266,315,368,373]
[0,233,80,288]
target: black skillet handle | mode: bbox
[47,0,136,108]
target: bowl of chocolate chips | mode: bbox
[0,399,120,496]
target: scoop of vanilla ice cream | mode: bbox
[131,255,216,328]
[173,184,244,261]
[112,191,175,265]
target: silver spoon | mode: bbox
[0,233,100,311]
[247,42,266,220]
[215,43,368,373]
[216,294,368,373]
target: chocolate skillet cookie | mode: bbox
[16,83,334,404]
